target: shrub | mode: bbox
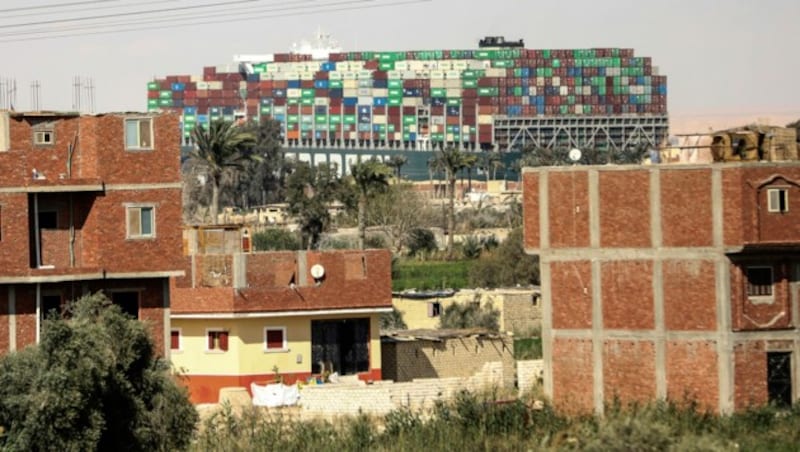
[0,293,197,451]
[404,228,437,257]
[253,228,301,251]
[439,301,500,331]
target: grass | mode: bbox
[513,337,542,360]
[392,258,474,291]
[193,392,800,451]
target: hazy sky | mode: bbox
[1,0,798,129]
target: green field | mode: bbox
[392,259,474,291]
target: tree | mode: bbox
[462,153,479,192]
[468,228,540,288]
[252,228,302,251]
[439,300,500,331]
[386,154,408,182]
[367,183,435,252]
[432,147,471,258]
[349,158,391,249]
[190,120,257,224]
[236,118,286,207]
[479,151,502,185]
[0,293,197,451]
[285,162,346,249]
[380,308,408,331]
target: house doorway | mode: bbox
[311,318,369,375]
[767,351,792,407]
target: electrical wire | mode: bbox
[0,0,429,43]
[1,0,177,20]
[0,0,120,14]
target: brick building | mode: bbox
[523,163,800,414]
[0,111,184,355]
[171,227,393,403]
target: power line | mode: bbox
[0,0,120,14]
[1,0,175,20]
[0,0,262,29]
[0,0,429,43]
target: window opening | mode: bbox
[768,188,789,213]
[125,118,153,150]
[264,327,287,351]
[746,266,773,297]
[111,291,139,319]
[767,352,792,407]
[127,205,154,238]
[33,130,54,146]
[207,330,229,351]
[170,329,181,351]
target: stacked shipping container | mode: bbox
[149,46,666,148]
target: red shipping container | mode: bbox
[147,90,159,99]
[184,98,198,106]
[301,106,313,114]
[314,71,329,79]
[388,106,400,116]
[273,98,286,106]
[273,80,288,89]
[260,81,273,89]
[373,106,386,114]
[330,106,342,114]
[315,89,328,97]
[288,105,299,114]
[446,117,459,125]
[301,80,314,88]
[329,98,342,106]
[373,71,387,80]
[402,106,415,115]
[184,90,197,99]
[431,106,444,115]
[364,61,379,70]
[344,106,356,114]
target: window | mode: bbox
[768,188,789,213]
[428,301,442,317]
[264,327,287,352]
[170,329,182,351]
[126,205,155,238]
[125,117,153,150]
[207,330,229,352]
[746,266,773,297]
[33,130,54,146]
[111,291,140,318]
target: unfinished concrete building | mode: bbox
[523,163,800,413]
[0,111,184,355]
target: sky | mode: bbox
[1,0,798,133]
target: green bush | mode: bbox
[253,228,301,251]
[439,301,499,331]
[404,228,437,257]
[514,337,543,360]
[0,293,197,451]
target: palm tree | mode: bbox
[462,153,478,193]
[386,154,408,182]
[479,151,500,186]
[190,120,257,224]
[350,157,391,249]
[432,147,470,258]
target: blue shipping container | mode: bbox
[171,82,185,91]
[329,88,343,98]
[314,80,329,89]
[373,97,387,106]
[287,80,301,88]
[343,97,358,106]
[261,98,273,105]
[321,62,335,71]
[373,79,388,88]
[184,106,197,115]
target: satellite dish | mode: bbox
[568,148,582,162]
[310,264,325,280]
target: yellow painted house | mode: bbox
[170,227,392,404]
[392,287,541,334]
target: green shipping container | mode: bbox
[253,63,268,73]
[330,116,341,124]
[446,98,461,106]
[183,115,196,123]
[147,99,158,107]
[462,79,477,88]
[287,115,299,123]
[147,82,159,91]
[261,106,271,114]
[477,87,499,96]
[403,116,416,125]
[329,80,343,89]
[287,99,300,105]
[388,98,402,106]
[388,80,402,89]
[431,88,446,97]
[379,62,395,71]
[315,115,327,123]
[301,98,314,106]
[388,88,404,98]
[301,89,315,98]
[158,99,172,107]
[491,60,514,68]
[344,115,356,124]
[158,90,172,99]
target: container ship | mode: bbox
[148,32,668,180]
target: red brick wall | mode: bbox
[13,286,36,348]
[730,261,792,331]
[602,260,654,330]
[551,338,593,414]
[550,261,592,329]
[733,341,768,409]
[603,339,656,405]
[0,193,30,273]
[756,180,800,243]
[548,171,590,248]
[661,169,713,247]
[0,289,8,354]
[522,172,539,249]
[722,167,745,246]
[663,260,717,331]
[666,340,719,411]
[599,170,651,248]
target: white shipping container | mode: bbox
[395,61,408,71]
[287,88,301,98]
[536,77,545,87]
[343,80,357,89]
[284,72,298,79]
[621,76,629,85]
[329,71,342,80]
[300,72,314,81]
[349,132,358,139]
[402,97,421,107]
[314,98,329,106]
[408,61,426,71]
[197,81,209,90]
[350,61,365,70]
[273,106,287,114]
[445,80,460,89]
[357,79,372,88]
[394,132,403,141]
[552,76,561,86]
[343,89,358,97]
[430,70,445,80]
[266,65,279,73]
[431,125,440,133]
[467,61,484,70]
[343,72,356,80]
[372,88,388,97]
[446,71,461,79]
[358,70,372,79]
[336,62,349,71]
[357,96,372,105]
[387,71,402,79]
[407,125,417,133]
[453,61,468,70]
[402,71,416,79]
[306,62,321,71]
[446,88,461,97]
[373,115,387,124]
[485,68,505,77]
[521,97,530,105]
[559,86,569,96]
[462,125,471,133]
[528,86,537,96]
[357,88,371,96]
[209,81,223,90]
[574,105,583,114]
[417,70,430,78]
[478,115,493,125]
[431,117,444,125]
[430,79,446,88]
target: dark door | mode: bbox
[767,352,792,407]
[311,318,370,375]
[111,291,140,319]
